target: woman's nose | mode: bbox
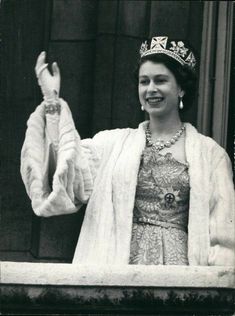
[147,81,157,93]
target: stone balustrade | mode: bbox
[1,262,234,314]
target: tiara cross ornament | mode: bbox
[139,36,196,69]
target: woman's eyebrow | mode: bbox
[154,74,169,77]
[139,74,169,77]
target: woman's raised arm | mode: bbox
[21,53,104,217]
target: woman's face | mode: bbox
[138,61,183,118]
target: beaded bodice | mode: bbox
[133,146,190,230]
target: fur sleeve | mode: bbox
[20,99,105,217]
[208,150,235,265]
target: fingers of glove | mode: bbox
[36,64,49,80]
[35,51,45,69]
[52,62,61,95]
[35,51,46,75]
[52,62,60,78]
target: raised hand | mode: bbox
[35,51,61,101]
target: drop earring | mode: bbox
[141,105,144,111]
[179,97,184,110]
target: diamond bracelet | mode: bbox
[44,100,61,115]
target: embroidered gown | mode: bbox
[129,146,190,265]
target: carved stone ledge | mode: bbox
[1,262,234,315]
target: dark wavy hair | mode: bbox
[134,54,198,110]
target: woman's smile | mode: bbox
[146,96,164,106]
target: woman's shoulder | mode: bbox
[185,122,230,162]
[81,127,136,149]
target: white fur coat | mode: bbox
[21,100,235,265]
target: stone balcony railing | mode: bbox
[1,262,235,315]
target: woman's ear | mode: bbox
[179,90,185,98]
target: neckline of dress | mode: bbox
[157,151,189,167]
[143,148,189,168]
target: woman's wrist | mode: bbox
[44,100,61,115]
[43,91,61,115]
[46,112,59,147]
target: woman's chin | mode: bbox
[146,107,165,117]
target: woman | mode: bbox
[21,36,235,266]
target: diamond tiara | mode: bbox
[139,36,196,69]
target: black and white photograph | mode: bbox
[1,0,235,315]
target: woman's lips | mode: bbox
[146,97,164,106]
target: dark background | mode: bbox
[0,0,233,263]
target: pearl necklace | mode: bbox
[145,123,185,152]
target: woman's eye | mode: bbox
[139,79,149,85]
[155,78,166,83]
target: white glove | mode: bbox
[35,51,61,101]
